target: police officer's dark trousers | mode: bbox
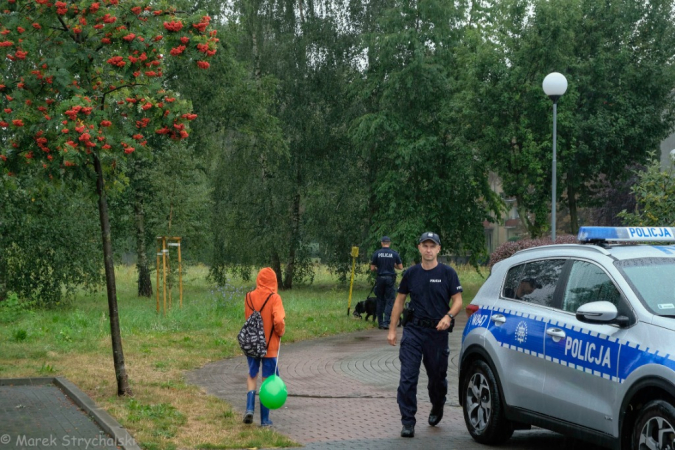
[375,275,396,327]
[397,324,449,426]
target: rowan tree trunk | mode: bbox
[94,155,131,396]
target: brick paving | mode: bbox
[0,384,118,450]
[187,316,603,450]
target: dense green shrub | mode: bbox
[0,182,103,307]
[0,292,31,323]
[618,154,675,227]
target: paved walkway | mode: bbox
[0,378,139,450]
[187,317,602,450]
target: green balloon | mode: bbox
[259,375,287,410]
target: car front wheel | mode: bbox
[462,359,514,445]
[632,400,675,450]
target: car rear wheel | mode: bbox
[632,400,675,450]
[462,359,514,445]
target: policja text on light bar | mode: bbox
[577,227,675,243]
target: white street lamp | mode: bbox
[542,72,568,242]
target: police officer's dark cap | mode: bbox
[419,232,441,245]
[381,236,391,242]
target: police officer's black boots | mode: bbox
[428,404,444,426]
[401,424,415,438]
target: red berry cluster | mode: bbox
[0,0,218,177]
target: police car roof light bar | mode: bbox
[578,226,675,244]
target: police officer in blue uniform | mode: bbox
[370,236,403,329]
[387,232,463,438]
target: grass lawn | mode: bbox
[0,263,487,450]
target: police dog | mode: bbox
[353,297,376,321]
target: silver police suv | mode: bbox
[459,227,675,450]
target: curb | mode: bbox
[0,377,141,450]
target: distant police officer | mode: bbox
[370,236,403,329]
[387,232,463,438]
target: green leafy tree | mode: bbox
[106,145,212,297]
[106,7,233,297]
[350,0,501,264]
[476,0,675,236]
[0,0,217,395]
[217,0,361,288]
[163,10,289,285]
[0,179,103,306]
[619,154,675,226]
[145,142,212,259]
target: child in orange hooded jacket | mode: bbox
[243,267,286,426]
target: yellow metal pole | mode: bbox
[167,242,172,310]
[162,237,168,314]
[168,239,182,309]
[347,246,359,316]
[156,238,161,314]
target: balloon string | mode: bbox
[275,336,281,375]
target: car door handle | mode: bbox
[546,328,566,342]
[491,314,506,324]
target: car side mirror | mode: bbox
[576,301,619,324]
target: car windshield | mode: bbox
[615,258,675,316]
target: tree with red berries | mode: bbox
[0,0,218,396]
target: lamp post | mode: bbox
[542,72,568,242]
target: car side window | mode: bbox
[503,259,566,307]
[503,264,524,299]
[562,261,621,313]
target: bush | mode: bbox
[0,292,31,323]
[0,183,103,307]
[618,153,675,227]
[489,235,578,267]
[12,329,27,342]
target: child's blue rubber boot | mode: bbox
[243,390,255,424]
[260,401,273,427]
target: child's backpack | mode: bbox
[238,292,274,358]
